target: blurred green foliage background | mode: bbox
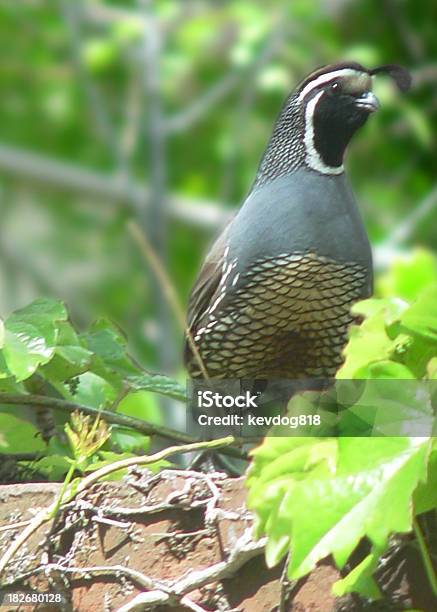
[0,0,435,377]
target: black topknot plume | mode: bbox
[370,64,412,92]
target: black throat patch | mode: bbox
[312,92,369,168]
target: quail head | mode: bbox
[184,62,411,381]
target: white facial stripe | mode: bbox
[299,68,364,102]
[304,91,344,175]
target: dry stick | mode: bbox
[0,436,235,577]
[9,563,168,593]
[0,393,248,460]
[116,529,267,611]
[178,597,208,612]
[0,521,32,534]
[128,220,210,380]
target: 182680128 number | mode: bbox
[0,591,66,606]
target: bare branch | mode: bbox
[0,392,248,460]
[116,529,266,611]
[128,221,210,379]
[0,143,231,229]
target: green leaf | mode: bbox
[111,429,150,453]
[112,19,143,44]
[400,285,437,343]
[0,299,67,382]
[117,390,161,422]
[352,360,415,380]
[290,437,429,577]
[82,37,117,72]
[85,318,139,381]
[333,547,382,599]
[112,390,160,451]
[66,372,118,409]
[32,454,72,480]
[0,376,24,393]
[86,319,136,371]
[247,438,337,546]
[352,297,409,322]
[247,437,430,581]
[414,449,437,514]
[338,379,433,437]
[428,358,437,379]
[377,249,437,303]
[0,412,46,453]
[396,335,436,378]
[128,374,187,402]
[42,321,93,382]
[84,321,185,401]
[85,451,135,480]
[337,304,396,379]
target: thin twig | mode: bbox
[115,529,266,611]
[10,562,167,592]
[0,393,248,460]
[0,520,32,533]
[128,221,210,380]
[179,597,209,612]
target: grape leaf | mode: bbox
[0,413,46,453]
[247,437,430,581]
[42,321,93,382]
[0,298,67,381]
[400,285,437,343]
[127,373,187,401]
[332,547,382,599]
[377,249,437,302]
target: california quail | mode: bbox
[184,62,411,382]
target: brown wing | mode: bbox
[183,225,230,367]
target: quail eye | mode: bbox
[330,81,341,94]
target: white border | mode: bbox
[304,91,344,175]
[299,68,363,102]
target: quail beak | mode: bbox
[355,91,380,112]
